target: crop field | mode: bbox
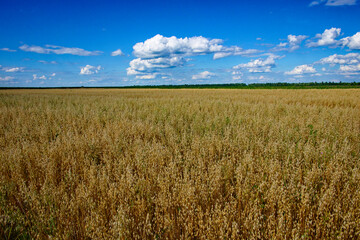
[0,89,360,239]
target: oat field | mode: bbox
[0,89,359,239]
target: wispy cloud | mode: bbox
[3,67,24,72]
[0,48,16,52]
[0,76,15,81]
[38,60,57,64]
[136,74,157,79]
[19,44,102,56]
[213,48,260,60]
[309,0,357,6]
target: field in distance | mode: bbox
[1,89,359,239]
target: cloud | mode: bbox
[213,48,260,60]
[307,28,341,47]
[317,53,360,75]
[288,35,308,49]
[311,73,322,76]
[111,49,124,56]
[127,34,260,77]
[38,60,57,64]
[79,79,97,84]
[0,76,15,81]
[80,65,102,75]
[127,56,185,75]
[231,70,243,80]
[136,74,157,79]
[233,54,280,73]
[339,64,360,72]
[133,34,224,59]
[33,74,47,80]
[31,73,56,81]
[3,67,24,73]
[285,64,316,75]
[340,32,360,49]
[192,71,216,80]
[326,0,357,5]
[273,35,308,51]
[307,28,360,50]
[318,53,360,65]
[19,44,102,56]
[309,0,357,6]
[0,48,16,52]
[247,75,274,82]
[309,0,324,6]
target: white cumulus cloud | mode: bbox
[127,57,185,75]
[233,54,280,73]
[80,65,102,75]
[317,53,360,75]
[111,49,124,56]
[192,71,216,80]
[339,64,360,72]
[273,35,308,51]
[20,44,102,56]
[340,32,360,49]
[33,74,47,80]
[307,28,341,47]
[318,53,360,65]
[307,28,360,50]
[133,34,223,59]
[127,34,260,77]
[285,64,316,75]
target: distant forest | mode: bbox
[1,81,360,89]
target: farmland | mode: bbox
[1,89,360,239]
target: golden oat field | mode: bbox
[0,89,360,239]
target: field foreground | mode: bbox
[0,89,360,239]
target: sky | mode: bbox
[0,0,360,87]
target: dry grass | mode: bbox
[0,89,359,239]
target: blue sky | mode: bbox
[1,0,360,87]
